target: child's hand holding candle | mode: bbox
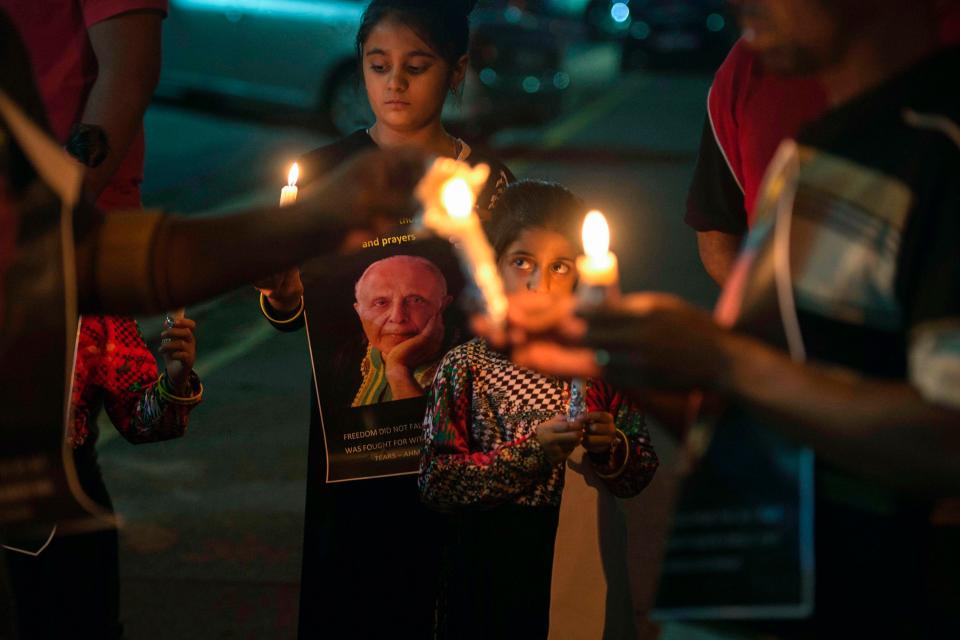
[569,210,620,420]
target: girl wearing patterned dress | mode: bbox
[420,181,659,639]
[4,315,202,639]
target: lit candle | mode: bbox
[416,157,508,328]
[576,210,619,301]
[569,210,620,421]
[280,162,299,207]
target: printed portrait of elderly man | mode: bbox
[352,255,453,407]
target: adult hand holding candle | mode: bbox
[416,157,508,329]
[569,210,620,420]
[255,161,305,315]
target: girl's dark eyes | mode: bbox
[368,65,428,75]
[511,257,533,270]
[550,262,572,275]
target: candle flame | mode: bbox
[287,162,300,187]
[582,210,610,259]
[441,177,475,219]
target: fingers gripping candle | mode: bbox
[416,157,508,329]
[568,210,620,421]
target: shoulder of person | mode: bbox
[464,147,513,213]
[467,147,514,184]
[438,337,491,374]
[709,39,757,110]
[83,1,169,29]
[585,376,617,409]
[298,130,376,186]
[904,46,960,134]
[78,315,108,347]
[801,47,960,166]
[709,37,805,126]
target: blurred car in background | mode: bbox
[583,0,736,70]
[157,0,570,137]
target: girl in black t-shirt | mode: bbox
[255,2,512,638]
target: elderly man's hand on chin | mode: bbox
[384,311,446,400]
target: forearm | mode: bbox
[122,374,200,444]
[156,204,351,308]
[720,335,960,494]
[419,436,552,509]
[79,68,154,198]
[81,10,163,198]
[79,203,350,314]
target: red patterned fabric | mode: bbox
[69,315,195,448]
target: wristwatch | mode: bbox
[65,123,109,167]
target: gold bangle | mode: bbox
[594,429,630,480]
[259,292,304,324]
[158,373,203,406]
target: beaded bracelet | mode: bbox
[158,372,204,406]
[259,292,305,325]
[594,429,630,480]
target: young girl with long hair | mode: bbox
[254,1,512,637]
[420,181,659,639]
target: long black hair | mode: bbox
[488,180,586,259]
[356,0,479,69]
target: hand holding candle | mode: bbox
[569,210,620,421]
[254,161,304,313]
[416,157,508,329]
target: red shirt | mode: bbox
[0,0,167,210]
[689,9,960,234]
[707,40,826,225]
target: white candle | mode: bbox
[569,210,620,421]
[576,210,619,295]
[280,162,299,207]
[417,158,508,328]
